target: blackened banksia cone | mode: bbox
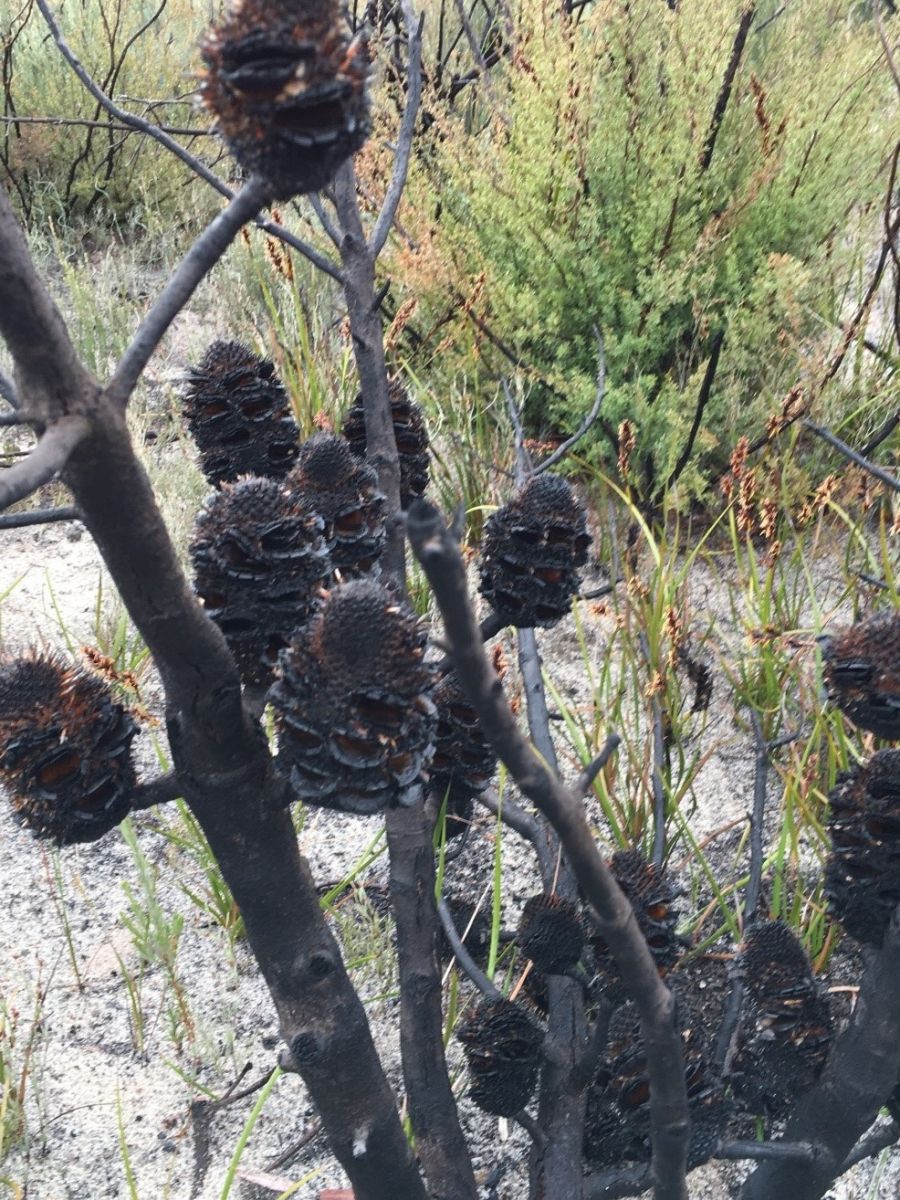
[270,579,437,813]
[429,671,496,838]
[199,0,370,199]
[584,992,724,1170]
[183,341,300,486]
[0,652,137,845]
[342,380,430,509]
[517,892,585,975]
[190,476,331,686]
[479,473,591,629]
[825,750,900,945]
[592,849,680,1001]
[285,433,385,579]
[731,920,833,1120]
[820,611,900,740]
[457,996,544,1117]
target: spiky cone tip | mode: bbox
[199,0,371,200]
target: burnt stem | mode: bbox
[742,906,900,1200]
[408,500,690,1200]
[436,897,501,999]
[333,156,476,1200]
[0,504,82,528]
[0,416,89,512]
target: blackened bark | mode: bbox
[742,911,900,1200]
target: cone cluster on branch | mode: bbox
[591,850,681,1000]
[199,0,370,198]
[285,433,386,579]
[820,611,900,740]
[584,994,724,1170]
[457,996,545,1117]
[731,921,833,1120]
[430,671,497,838]
[269,580,437,813]
[825,750,900,945]
[479,473,591,628]
[182,341,300,487]
[0,652,137,845]
[342,380,430,509]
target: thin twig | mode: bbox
[699,5,756,173]
[0,505,81,529]
[132,771,184,811]
[308,192,342,249]
[514,1108,547,1148]
[802,418,900,494]
[107,177,272,406]
[436,898,501,998]
[266,1120,324,1172]
[665,328,725,493]
[0,416,89,513]
[0,410,41,426]
[716,1139,820,1164]
[838,1119,900,1171]
[875,1,900,103]
[577,734,621,797]
[860,409,900,458]
[535,329,606,475]
[370,2,424,257]
[35,0,342,282]
[0,114,212,136]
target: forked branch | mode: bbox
[0,416,89,512]
[407,500,690,1200]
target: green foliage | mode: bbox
[398,0,896,503]
[1,0,216,229]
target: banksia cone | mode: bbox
[457,997,544,1116]
[342,380,430,509]
[592,850,680,1000]
[731,921,833,1119]
[584,998,724,1170]
[820,612,900,740]
[518,893,585,975]
[825,750,900,945]
[190,476,331,686]
[199,0,370,198]
[429,672,496,838]
[183,341,300,486]
[285,433,385,578]
[479,473,591,629]
[270,579,437,813]
[0,652,137,845]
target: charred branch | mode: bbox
[407,500,690,1200]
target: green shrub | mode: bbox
[394,0,897,504]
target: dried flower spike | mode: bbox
[429,671,496,838]
[820,612,900,740]
[183,341,300,486]
[517,893,584,975]
[199,0,370,198]
[457,997,544,1116]
[731,921,833,1119]
[285,433,386,579]
[479,473,591,629]
[270,579,437,813]
[342,380,430,509]
[190,476,332,686]
[0,652,137,845]
[825,750,900,945]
